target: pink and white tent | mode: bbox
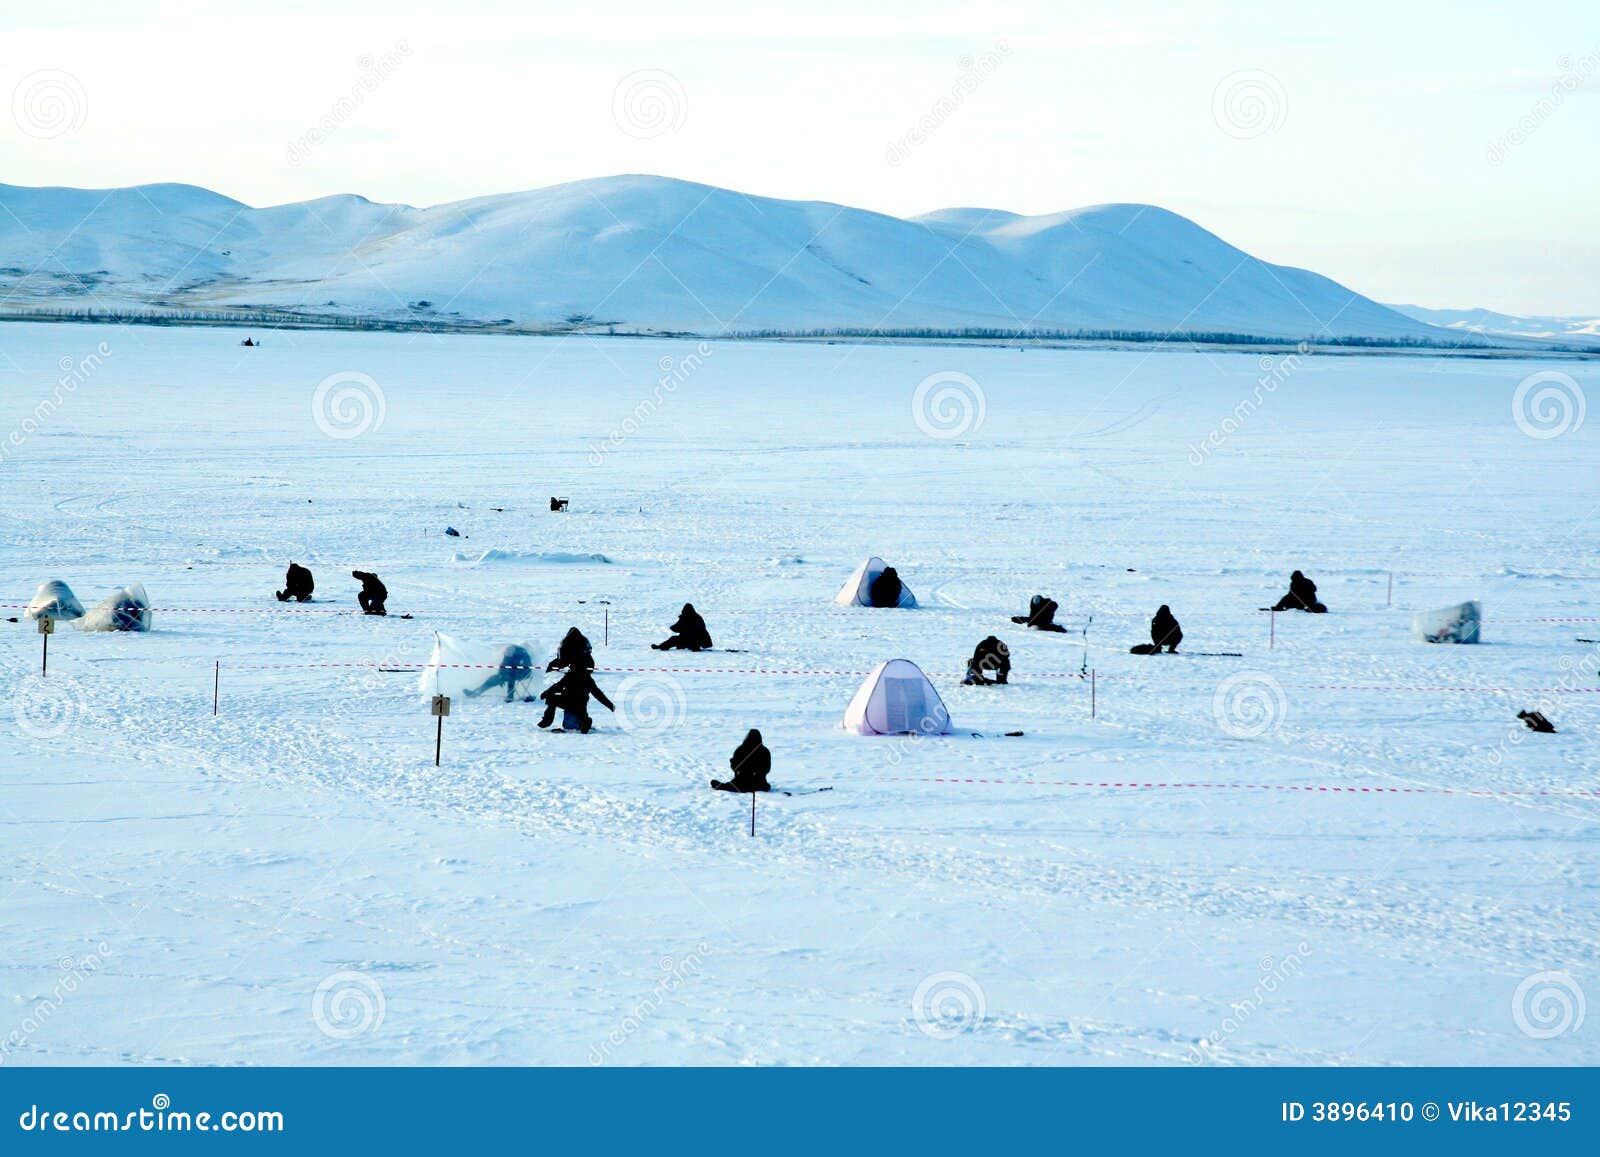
[842,659,952,735]
[833,557,917,607]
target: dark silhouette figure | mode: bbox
[1518,710,1556,734]
[1272,571,1327,613]
[712,729,772,793]
[276,562,314,602]
[353,570,387,616]
[550,497,569,512]
[963,636,1011,685]
[463,644,535,702]
[653,603,713,651]
[1011,594,1067,632]
[868,567,903,608]
[240,337,256,347]
[537,667,615,732]
[1151,605,1182,652]
[547,627,595,673]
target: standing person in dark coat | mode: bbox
[868,566,903,608]
[963,636,1011,685]
[1151,605,1182,652]
[1272,571,1326,613]
[353,570,387,615]
[652,603,713,651]
[536,667,615,732]
[711,729,772,792]
[1011,594,1067,632]
[547,627,595,672]
[276,562,314,602]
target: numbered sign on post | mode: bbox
[37,614,54,676]
[431,695,450,767]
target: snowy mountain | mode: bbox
[1387,303,1600,348]
[0,174,1449,342]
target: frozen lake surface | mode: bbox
[1,322,1596,1065]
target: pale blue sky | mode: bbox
[3,0,1595,314]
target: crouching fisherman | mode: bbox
[353,570,388,615]
[963,636,1011,685]
[276,562,314,602]
[1011,594,1068,632]
[1151,604,1182,651]
[1272,570,1327,613]
[868,567,903,608]
[653,603,713,651]
[537,667,616,732]
[711,729,771,792]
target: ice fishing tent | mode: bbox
[418,633,539,702]
[842,659,952,735]
[78,584,152,632]
[834,557,917,607]
[25,580,84,623]
[1413,601,1481,644]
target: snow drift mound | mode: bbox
[449,549,613,567]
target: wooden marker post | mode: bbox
[431,694,451,766]
[38,615,53,676]
[213,660,220,716]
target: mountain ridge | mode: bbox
[0,174,1478,343]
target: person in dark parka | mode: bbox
[1151,605,1182,652]
[547,627,595,673]
[711,729,772,792]
[1518,710,1556,734]
[963,636,1011,685]
[353,570,387,615]
[463,644,535,702]
[536,667,615,732]
[868,566,903,608]
[1011,594,1067,632]
[652,603,713,651]
[1272,571,1326,613]
[276,562,314,602]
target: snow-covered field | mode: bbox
[2,321,1596,1066]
